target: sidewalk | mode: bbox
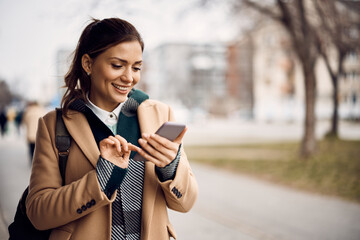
[171,163,360,240]
[0,135,31,240]
[0,208,7,240]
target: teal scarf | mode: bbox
[116,88,149,158]
[112,88,149,239]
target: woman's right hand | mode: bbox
[99,135,131,169]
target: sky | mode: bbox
[0,0,239,102]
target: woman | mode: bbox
[26,18,198,240]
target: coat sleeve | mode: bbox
[157,106,198,212]
[26,114,116,230]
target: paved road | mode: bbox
[0,135,32,240]
[170,164,360,240]
[1,120,360,240]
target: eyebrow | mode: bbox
[110,57,142,65]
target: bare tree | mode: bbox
[242,0,320,158]
[314,0,360,138]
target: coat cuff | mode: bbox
[96,156,128,199]
[155,144,181,182]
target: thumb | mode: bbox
[123,150,131,161]
[174,127,187,144]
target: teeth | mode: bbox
[112,83,128,91]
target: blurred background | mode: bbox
[0,0,360,239]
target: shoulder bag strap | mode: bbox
[55,108,71,186]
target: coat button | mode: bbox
[90,199,96,206]
[81,205,87,211]
[86,202,92,208]
[76,208,82,214]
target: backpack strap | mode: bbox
[55,108,71,186]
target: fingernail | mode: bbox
[142,133,149,138]
[139,139,145,144]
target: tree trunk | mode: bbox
[328,75,339,138]
[326,51,345,138]
[300,63,317,158]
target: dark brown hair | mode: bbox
[61,17,144,116]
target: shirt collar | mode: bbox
[85,93,127,126]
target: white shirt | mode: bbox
[85,94,127,126]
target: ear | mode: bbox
[81,54,92,75]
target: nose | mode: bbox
[120,67,133,83]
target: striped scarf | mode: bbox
[69,89,149,239]
[112,89,149,240]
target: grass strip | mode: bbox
[186,140,360,203]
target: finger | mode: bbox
[146,133,178,151]
[174,127,187,144]
[122,150,131,161]
[99,139,114,154]
[146,134,177,160]
[134,142,163,166]
[108,136,121,153]
[114,135,129,152]
[139,138,162,159]
[138,138,171,165]
[100,138,115,147]
[128,143,141,152]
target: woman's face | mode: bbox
[84,41,143,112]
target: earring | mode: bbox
[87,72,91,76]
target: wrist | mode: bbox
[101,155,129,169]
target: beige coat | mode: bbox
[26,99,198,240]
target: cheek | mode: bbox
[93,67,118,84]
[102,68,119,81]
[133,72,141,84]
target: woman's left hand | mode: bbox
[130,128,187,168]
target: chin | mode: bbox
[116,96,128,103]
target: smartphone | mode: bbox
[133,122,186,162]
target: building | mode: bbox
[239,20,338,122]
[142,43,228,119]
[339,51,360,120]
[226,37,254,119]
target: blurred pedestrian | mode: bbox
[14,109,24,136]
[26,17,198,240]
[0,107,7,137]
[22,101,46,162]
[6,107,17,135]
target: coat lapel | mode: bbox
[62,110,99,168]
[138,101,168,235]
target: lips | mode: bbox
[112,83,130,91]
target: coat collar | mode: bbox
[62,99,165,170]
[62,109,100,168]
[62,98,163,169]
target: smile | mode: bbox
[112,83,129,91]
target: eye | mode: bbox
[111,64,122,69]
[133,67,142,72]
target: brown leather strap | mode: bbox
[55,108,70,185]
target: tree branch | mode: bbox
[242,0,282,22]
